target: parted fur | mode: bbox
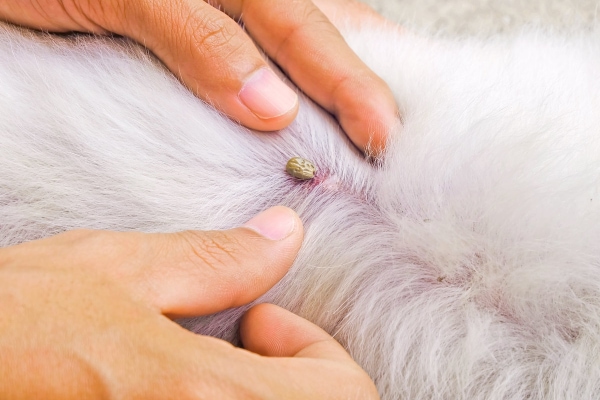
[1,21,600,399]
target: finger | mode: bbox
[240,303,353,362]
[217,0,400,155]
[105,0,299,131]
[240,303,380,399]
[4,206,304,318]
[0,2,108,33]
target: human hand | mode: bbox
[0,206,379,399]
[0,0,398,155]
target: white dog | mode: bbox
[1,20,600,399]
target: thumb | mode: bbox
[7,206,304,318]
[10,207,303,317]
[142,206,304,317]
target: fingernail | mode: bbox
[238,68,298,120]
[243,206,297,241]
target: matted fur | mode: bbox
[1,21,600,399]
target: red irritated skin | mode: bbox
[0,0,399,155]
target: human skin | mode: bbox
[0,207,380,399]
[0,0,399,155]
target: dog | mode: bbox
[1,20,600,399]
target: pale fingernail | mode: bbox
[243,206,297,241]
[238,68,298,119]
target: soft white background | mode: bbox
[362,0,599,35]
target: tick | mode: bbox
[286,157,316,180]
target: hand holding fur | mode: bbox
[0,208,378,399]
[0,0,397,150]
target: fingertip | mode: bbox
[124,0,299,132]
[232,99,299,132]
[238,68,300,128]
[337,78,401,157]
[214,67,300,132]
[240,304,287,357]
[240,304,352,362]
[241,304,380,399]
[242,206,304,242]
[240,304,323,357]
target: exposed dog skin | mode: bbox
[1,21,600,399]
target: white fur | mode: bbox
[2,22,600,399]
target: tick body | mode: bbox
[286,157,316,180]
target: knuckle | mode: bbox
[269,1,336,60]
[177,230,251,272]
[186,10,241,55]
[300,1,331,24]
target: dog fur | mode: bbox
[1,21,600,399]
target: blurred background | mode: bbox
[361,0,599,35]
